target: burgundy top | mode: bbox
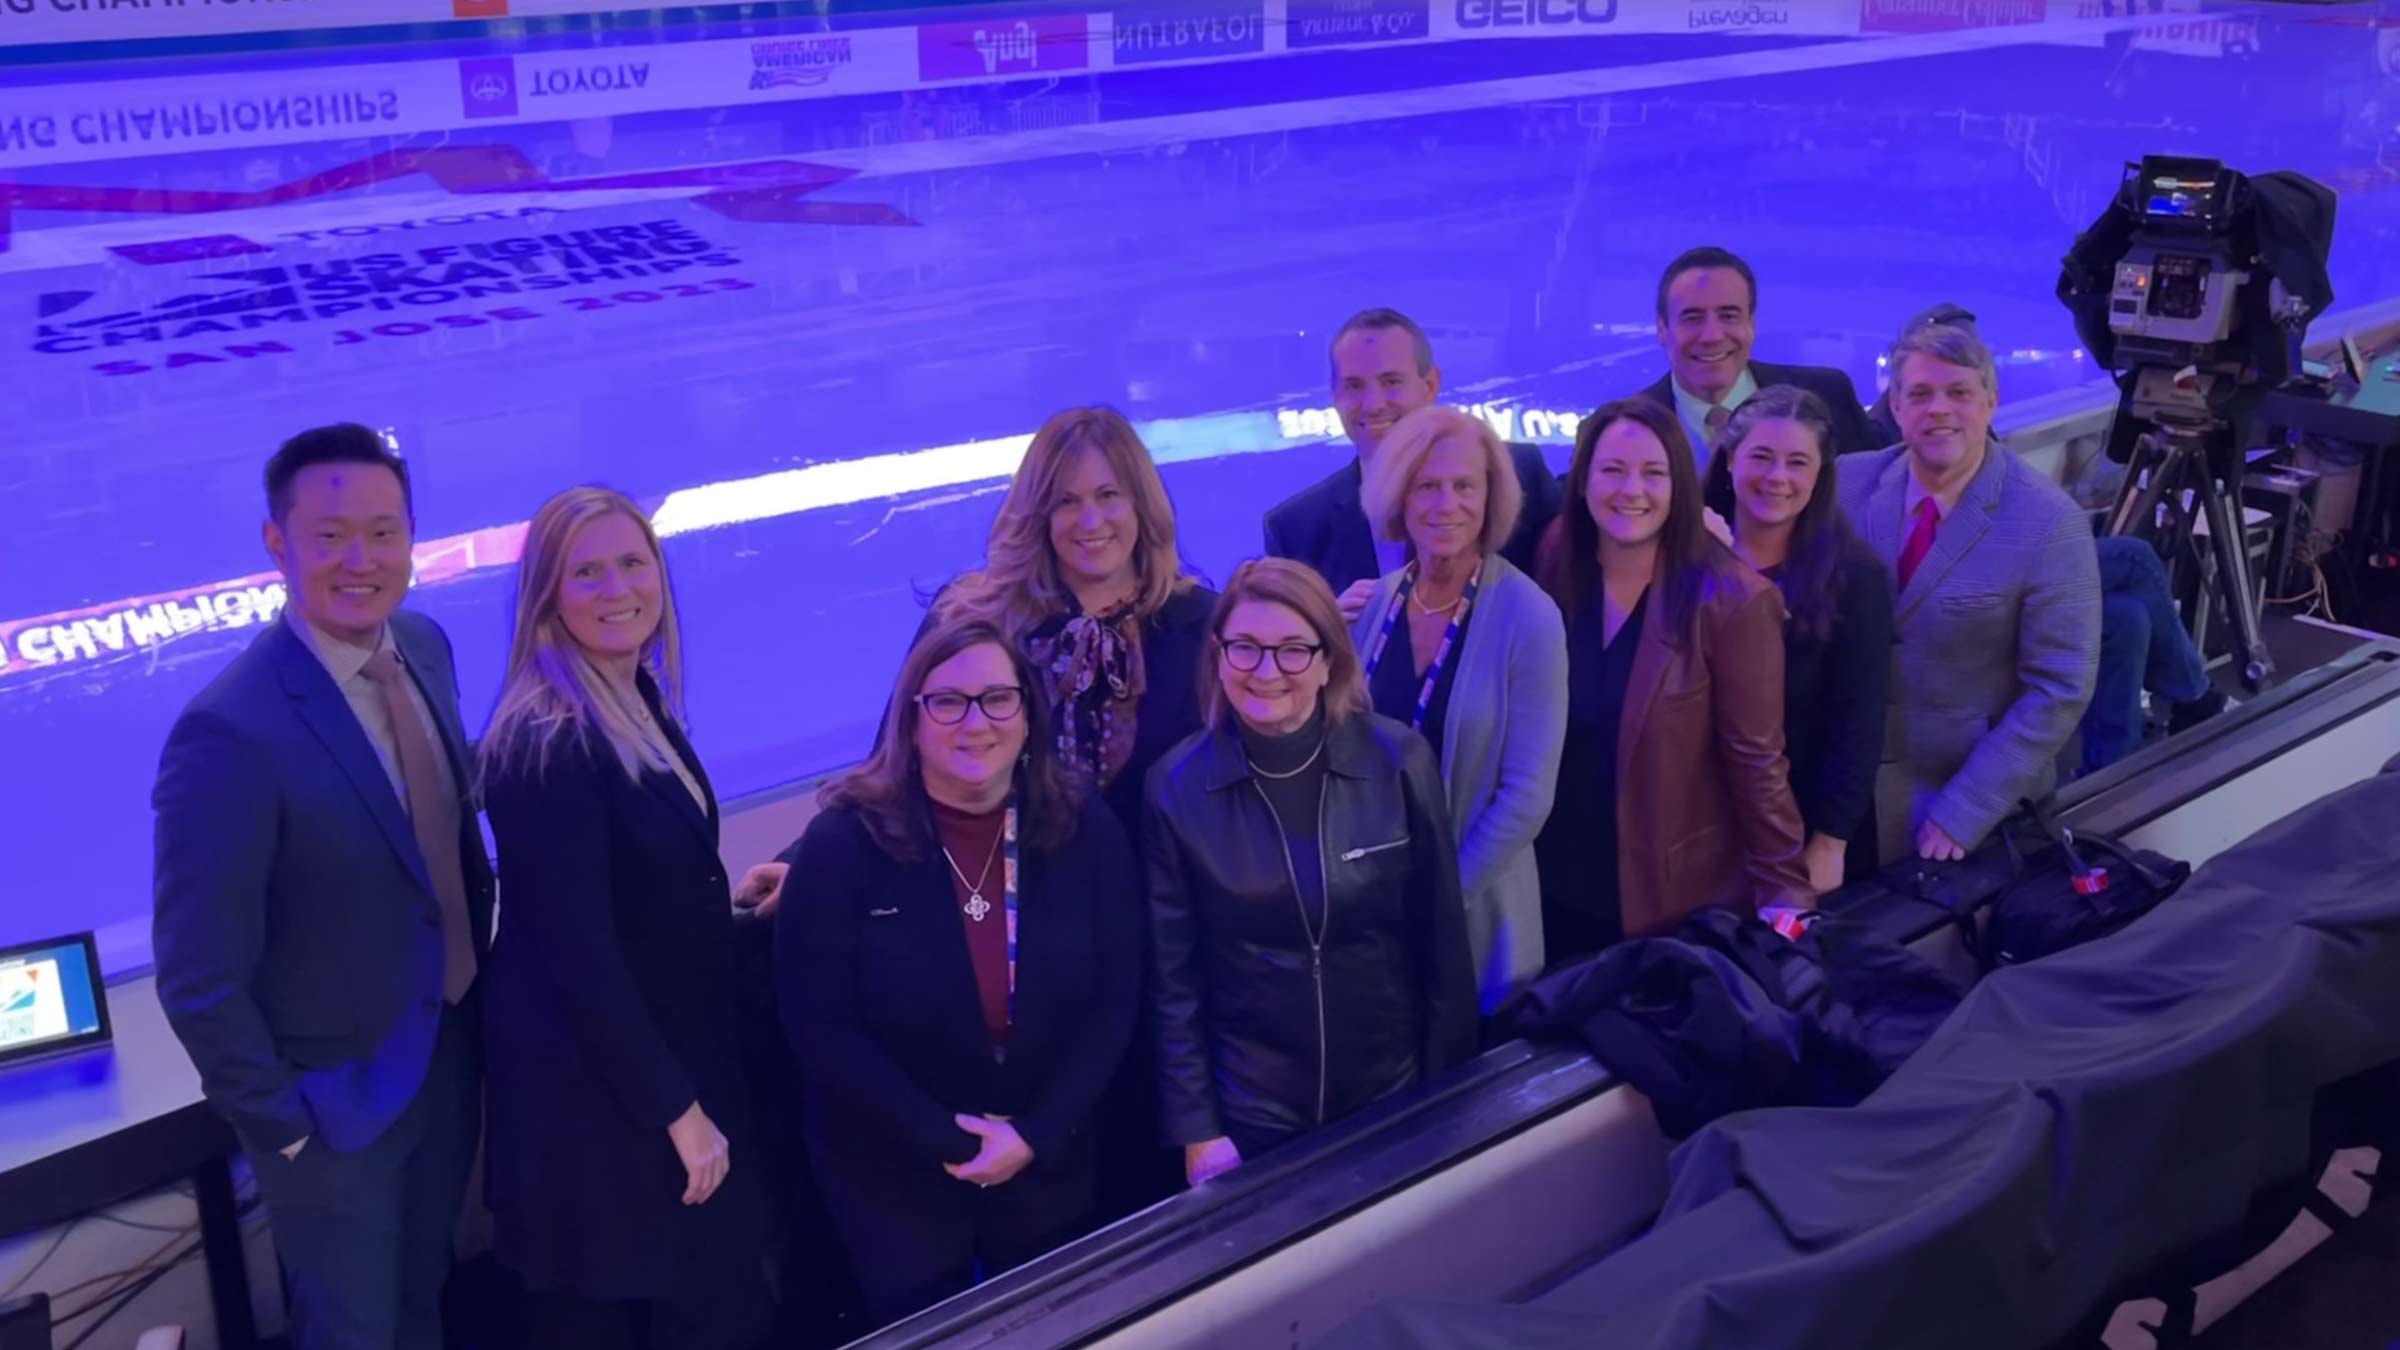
[931,798,1012,1049]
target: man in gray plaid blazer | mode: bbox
[1838,324,2101,862]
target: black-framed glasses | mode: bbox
[915,686,1025,725]
[1220,639,1323,675]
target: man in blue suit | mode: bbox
[1265,308,1564,618]
[153,424,493,1349]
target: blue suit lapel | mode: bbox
[1327,458,1378,588]
[269,619,432,894]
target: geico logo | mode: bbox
[1455,0,1617,27]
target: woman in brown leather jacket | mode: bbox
[1533,398,1811,963]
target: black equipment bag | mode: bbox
[1984,799,2191,970]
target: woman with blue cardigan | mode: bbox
[1352,405,1569,1010]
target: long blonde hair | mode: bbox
[479,486,686,787]
[934,406,1191,636]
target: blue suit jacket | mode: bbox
[1263,442,1563,598]
[152,609,495,1156]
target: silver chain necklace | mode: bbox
[1247,737,1325,781]
[940,826,1005,922]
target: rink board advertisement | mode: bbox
[4,0,1397,51]
[1,5,1435,170]
[0,0,822,47]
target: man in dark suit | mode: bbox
[1264,307,1563,618]
[153,424,494,1349]
[1632,246,1881,466]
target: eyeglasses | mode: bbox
[915,686,1025,725]
[1220,639,1323,675]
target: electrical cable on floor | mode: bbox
[0,1220,81,1300]
[59,1209,267,1350]
[5,1180,241,1307]
[46,1227,196,1324]
[2264,499,2343,622]
[39,1192,263,1328]
[56,1242,200,1350]
[85,1211,204,1236]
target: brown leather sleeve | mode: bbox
[1707,579,1812,910]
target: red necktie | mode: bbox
[1897,497,1941,591]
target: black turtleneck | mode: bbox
[1239,705,1331,932]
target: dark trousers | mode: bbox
[1093,1037,1181,1222]
[2085,537,2213,773]
[820,1145,1097,1328]
[250,1000,480,1350]
[524,1264,773,1350]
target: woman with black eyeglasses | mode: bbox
[774,617,1142,1326]
[1144,559,1475,1185]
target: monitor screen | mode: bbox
[0,933,111,1068]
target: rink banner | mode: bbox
[915,12,1092,81]
[0,27,912,169]
[6,0,1889,51]
[1284,0,1428,48]
[2019,0,2260,54]
[0,0,840,48]
[1,2,1443,171]
[0,0,421,48]
[1110,0,1266,65]
[1432,0,1862,37]
[1859,0,2044,33]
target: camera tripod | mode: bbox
[2104,414,2275,690]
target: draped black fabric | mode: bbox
[1327,760,2400,1350]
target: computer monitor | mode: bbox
[0,933,112,1069]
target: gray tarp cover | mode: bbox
[1325,762,2400,1349]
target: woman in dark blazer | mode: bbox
[479,487,769,1348]
[1705,386,1894,891]
[1534,400,1813,963]
[776,617,1142,1327]
[746,410,1208,1220]
[924,406,1212,1215]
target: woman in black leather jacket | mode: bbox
[1143,558,1476,1186]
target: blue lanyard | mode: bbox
[1361,563,1479,733]
[1001,804,1019,1029]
